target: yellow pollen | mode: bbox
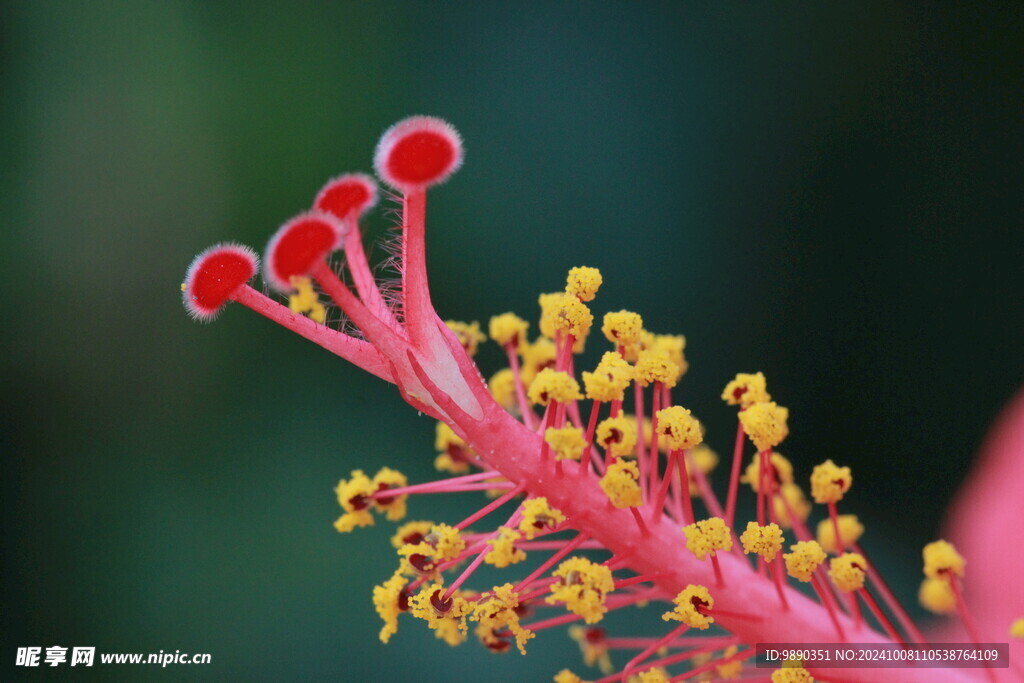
[520,337,558,386]
[582,351,634,402]
[519,498,566,539]
[444,319,486,357]
[545,425,587,461]
[692,651,714,672]
[288,276,327,324]
[740,521,785,562]
[434,422,475,474]
[565,266,603,302]
[636,668,670,683]
[546,556,615,624]
[773,483,812,529]
[809,459,852,504]
[622,329,655,363]
[568,625,613,674]
[783,541,827,582]
[1009,618,1024,639]
[722,372,771,408]
[435,421,466,452]
[372,570,408,643]
[488,368,518,411]
[651,334,688,382]
[485,527,527,568]
[538,292,565,339]
[922,539,965,579]
[918,577,956,614]
[596,412,638,457]
[655,405,704,451]
[539,291,593,340]
[427,523,466,562]
[488,312,529,348]
[599,459,643,508]
[738,401,789,452]
[528,368,583,405]
[771,660,814,682]
[554,670,591,683]
[682,517,733,560]
[601,310,643,347]
[829,552,867,592]
[662,584,715,630]
[816,514,864,554]
[333,469,376,533]
[717,644,743,679]
[471,583,534,655]
[634,349,680,388]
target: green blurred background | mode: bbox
[2,1,1021,680]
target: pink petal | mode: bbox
[942,388,1024,677]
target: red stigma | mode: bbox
[264,213,342,291]
[183,243,258,320]
[374,116,463,192]
[314,174,377,220]
[387,131,455,185]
